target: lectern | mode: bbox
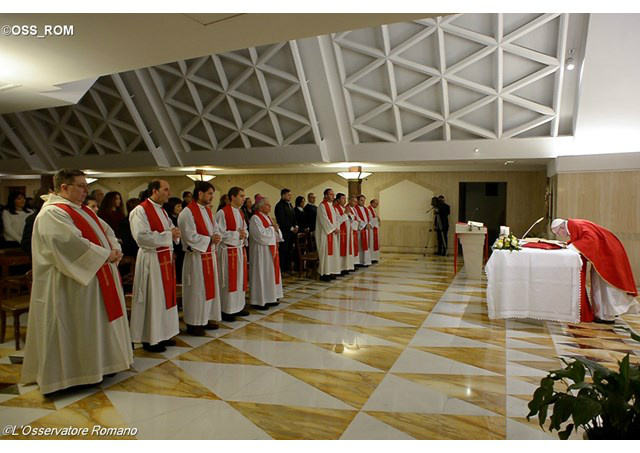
[453,222,488,279]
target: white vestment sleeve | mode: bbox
[215,209,241,247]
[39,207,111,287]
[250,216,276,246]
[178,208,211,253]
[130,206,173,249]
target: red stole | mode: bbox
[368,205,380,251]
[141,200,177,310]
[187,202,216,300]
[256,212,281,285]
[568,219,638,296]
[334,203,348,257]
[53,203,123,322]
[356,205,369,251]
[321,200,334,256]
[223,205,248,292]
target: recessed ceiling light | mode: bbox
[474,148,479,153]
[504,160,515,166]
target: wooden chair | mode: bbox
[0,270,32,350]
[295,232,319,278]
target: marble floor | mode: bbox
[1,253,639,440]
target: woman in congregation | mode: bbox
[97,191,127,233]
[2,190,32,247]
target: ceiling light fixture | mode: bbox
[86,177,98,184]
[565,48,576,71]
[474,148,479,153]
[186,169,216,182]
[504,161,515,166]
[337,166,371,180]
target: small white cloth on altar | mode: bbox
[485,247,582,323]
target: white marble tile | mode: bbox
[220,339,379,372]
[507,349,558,362]
[409,328,499,349]
[422,313,487,329]
[257,321,397,346]
[362,374,498,416]
[131,357,167,374]
[390,347,499,376]
[431,302,486,315]
[286,309,412,327]
[340,412,415,440]
[303,298,425,314]
[506,378,540,395]
[50,386,101,410]
[161,346,192,360]
[0,407,54,430]
[177,335,216,348]
[105,391,271,439]
[507,338,553,349]
[507,395,533,418]
[173,361,352,409]
[506,363,550,377]
[506,418,555,440]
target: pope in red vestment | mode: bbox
[552,218,639,323]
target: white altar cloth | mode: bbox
[485,247,582,323]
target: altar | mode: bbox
[485,247,583,323]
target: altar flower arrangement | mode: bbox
[493,233,521,251]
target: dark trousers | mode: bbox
[436,228,448,255]
[279,236,295,272]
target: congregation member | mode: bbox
[90,188,104,207]
[316,188,340,281]
[178,181,222,335]
[2,190,32,246]
[130,179,181,352]
[275,188,298,274]
[20,191,47,254]
[21,169,133,395]
[435,195,450,256]
[85,195,100,213]
[251,193,262,213]
[249,196,284,309]
[118,198,141,257]
[182,191,193,208]
[294,195,308,231]
[551,218,639,323]
[367,199,381,263]
[304,192,317,232]
[334,193,355,274]
[241,197,254,223]
[164,197,185,282]
[217,193,229,212]
[98,191,126,233]
[215,186,250,322]
[354,194,373,267]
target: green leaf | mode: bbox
[550,395,575,431]
[571,396,602,426]
[558,423,574,440]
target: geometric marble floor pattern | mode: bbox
[1,253,639,439]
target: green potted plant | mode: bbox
[527,328,640,439]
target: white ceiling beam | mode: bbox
[401,120,444,142]
[389,25,438,57]
[0,115,52,170]
[353,124,397,142]
[250,47,283,147]
[445,74,498,96]
[448,119,497,139]
[343,59,386,86]
[502,93,556,116]
[282,125,312,146]
[219,51,253,67]
[436,25,451,141]
[449,95,497,120]
[396,76,441,103]
[389,56,441,78]
[396,101,444,122]
[333,38,386,60]
[502,43,560,67]
[502,115,554,138]
[331,37,359,144]
[353,103,393,126]
[445,46,497,76]
[501,66,558,95]
[345,84,392,104]
[502,13,561,44]
[550,13,569,137]
[496,13,504,138]
[440,23,498,47]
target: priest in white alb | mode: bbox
[215,186,250,322]
[348,196,360,266]
[249,196,284,309]
[130,179,181,352]
[367,199,381,263]
[354,194,372,267]
[316,188,340,281]
[178,181,222,336]
[334,193,354,274]
[21,169,133,395]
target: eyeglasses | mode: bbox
[67,183,89,190]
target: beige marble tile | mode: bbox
[175,339,268,366]
[0,388,56,410]
[221,322,304,342]
[315,344,405,372]
[415,347,506,375]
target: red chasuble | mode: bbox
[141,200,177,309]
[367,205,380,252]
[256,212,281,285]
[222,205,248,292]
[568,219,638,296]
[334,203,348,256]
[321,200,334,256]
[53,203,123,322]
[187,202,216,300]
[355,205,369,251]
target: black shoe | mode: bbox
[251,304,270,311]
[372,260,378,264]
[266,302,280,307]
[329,275,337,280]
[186,324,206,336]
[320,275,331,282]
[159,338,176,347]
[340,270,348,275]
[204,321,219,330]
[594,318,615,324]
[142,342,167,353]
[221,312,236,322]
[236,309,251,317]
[104,373,117,378]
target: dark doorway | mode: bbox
[458,182,507,253]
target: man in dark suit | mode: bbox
[435,195,450,256]
[304,192,317,232]
[275,188,299,273]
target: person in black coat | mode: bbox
[435,195,450,256]
[294,195,308,232]
[303,192,317,232]
[274,188,298,273]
